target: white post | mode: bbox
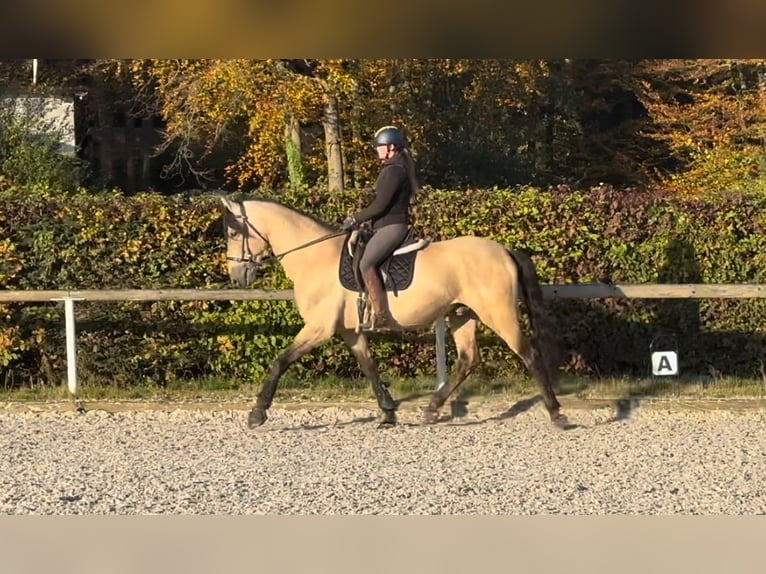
[32,59,38,85]
[64,297,78,394]
[435,317,447,390]
[52,296,82,395]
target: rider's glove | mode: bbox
[339,215,357,231]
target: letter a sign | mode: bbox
[651,351,678,376]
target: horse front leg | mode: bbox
[340,330,398,427]
[423,311,480,424]
[249,324,332,428]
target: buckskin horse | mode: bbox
[219,197,568,429]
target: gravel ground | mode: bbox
[2,398,765,515]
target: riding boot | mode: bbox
[362,267,394,330]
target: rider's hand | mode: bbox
[339,215,357,231]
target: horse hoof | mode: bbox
[378,410,397,428]
[450,399,469,418]
[551,413,569,429]
[248,407,268,428]
[421,407,440,425]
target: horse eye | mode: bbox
[227,229,239,239]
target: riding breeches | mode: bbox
[359,223,409,275]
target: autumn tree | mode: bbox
[94,59,766,195]
[344,59,563,188]
[127,59,371,192]
[634,59,766,194]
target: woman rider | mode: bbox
[340,125,420,330]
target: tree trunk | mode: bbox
[322,92,344,193]
[349,77,364,189]
[536,60,560,180]
[284,115,304,189]
[350,115,363,189]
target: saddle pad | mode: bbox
[338,235,418,293]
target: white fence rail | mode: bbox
[3,284,765,395]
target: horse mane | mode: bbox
[244,196,335,232]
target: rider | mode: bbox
[340,125,419,330]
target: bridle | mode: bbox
[225,202,347,269]
[225,207,270,266]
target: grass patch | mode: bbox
[1,371,764,404]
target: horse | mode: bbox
[219,196,568,429]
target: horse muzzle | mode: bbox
[228,258,261,287]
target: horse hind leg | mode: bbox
[422,309,481,424]
[481,306,567,428]
[524,337,566,426]
[340,329,398,427]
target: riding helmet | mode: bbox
[373,125,406,150]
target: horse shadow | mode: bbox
[251,415,379,432]
[395,388,584,428]
[256,392,588,432]
[413,394,586,430]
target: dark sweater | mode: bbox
[353,153,411,229]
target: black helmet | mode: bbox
[373,125,406,150]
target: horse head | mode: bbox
[220,197,270,287]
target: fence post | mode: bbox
[52,296,83,395]
[435,317,447,390]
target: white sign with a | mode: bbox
[651,351,678,376]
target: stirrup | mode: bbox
[363,311,394,332]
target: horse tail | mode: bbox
[505,248,563,382]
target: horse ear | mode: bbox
[219,197,237,214]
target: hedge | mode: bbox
[3,184,766,390]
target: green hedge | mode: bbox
[3,185,766,390]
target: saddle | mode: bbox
[338,225,430,332]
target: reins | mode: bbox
[226,202,348,265]
[267,229,348,262]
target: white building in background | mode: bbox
[2,60,179,193]
[0,60,77,157]
[0,94,77,157]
